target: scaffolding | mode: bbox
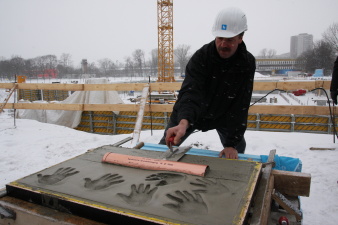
[157,0,175,82]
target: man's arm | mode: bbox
[330,56,338,104]
[221,54,256,157]
[165,119,190,146]
[175,49,208,125]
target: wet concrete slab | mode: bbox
[7,145,261,225]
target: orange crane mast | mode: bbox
[157,0,175,82]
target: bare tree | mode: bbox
[175,44,191,76]
[98,58,115,76]
[57,53,73,78]
[9,56,25,76]
[24,59,35,78]
[43,55,58,69]
[124,57,134,79]
[87,62,100,75]
[322,22,338,53]
[150,48,158,77]
[258,48,268,58]
[132,49,145,77]
[258,48,276,58]
[59,53,73,67]
[0,59,11,79]
[298,40,335,74]
[267,49,277,58]
[29,55,57,80]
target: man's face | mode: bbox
[215,35,243,59]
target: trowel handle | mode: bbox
[168,135,175,145]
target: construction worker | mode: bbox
[330,56,338,104]
[159,7,256,159]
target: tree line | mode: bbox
[297,22,338,74]
[0,45,192,81]
[1,22,337,80]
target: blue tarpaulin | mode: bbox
[260,155,302,172]
[313,69,324,77]
[141,143,302,172]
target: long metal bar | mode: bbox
[112,137,133,147]
[131,85,150,147]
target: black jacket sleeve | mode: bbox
[330,57,338,104]
[330,56,338,92]
[174,49,208,125]
[224,54,255,147]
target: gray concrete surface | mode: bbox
[10,145,261,225]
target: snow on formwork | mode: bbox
[16,78,124,128]
[254,72,270,78]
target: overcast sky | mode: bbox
[0,0,337,67]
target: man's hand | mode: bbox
[219,147,238,159]
[165,119,189,146]
[331,91,338,105]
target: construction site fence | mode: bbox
[74,111,338,135]
[1,81,337,135]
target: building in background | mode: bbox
[256,58,304,75]
[290,33,314,58]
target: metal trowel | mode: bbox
[159,136,192,161]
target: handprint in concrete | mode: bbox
[145,173,185,186]
[190,178,230,195]
[37,167,79,185]
[117,184,158,206]
[164,191,208,215]
[84,173,124,190]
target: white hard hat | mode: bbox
[212,7,248,38]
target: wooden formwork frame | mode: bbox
[0,81,334,115]
[0,148,311,225]
[249,150,310,224]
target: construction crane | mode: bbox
[157,0,175,82]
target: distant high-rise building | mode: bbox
[290,33,314,58]
[81,59,88,74]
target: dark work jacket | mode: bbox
[172,40,256,148]
[330,56,338,92]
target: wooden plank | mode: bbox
[250,149,276,225]
[5,103,83,111]
[150,82,182,91]
[0,196,106,225]
[83,104,140,111]
[144,104,173,112]
[0,81,331,91]
[0,84,17,112]
[3,103,174,112]
[83,83,146,91]
[254,175,274,225]
[245,80,330,91]
[249,105,331,115]
[309,147,336,150]
[272,170,311,197]
[81,82,182,92]
[271,189,303,221]
[83,104,175,112]
[16,83,84,91]
[3,103,333,115]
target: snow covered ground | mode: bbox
[1,110,338,224]
[1,76,338,224]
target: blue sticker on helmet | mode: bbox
[222,24,227,30]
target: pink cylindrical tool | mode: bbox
[102,152,209,177]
